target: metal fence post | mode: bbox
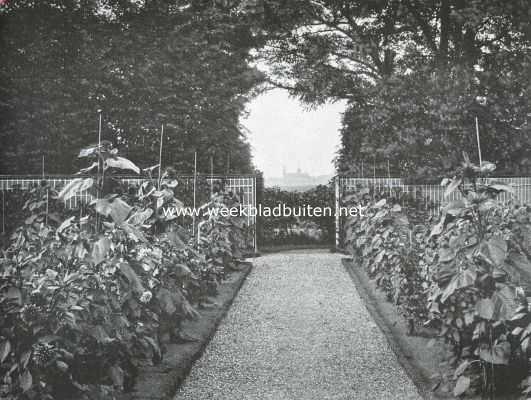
[335,176,340,250]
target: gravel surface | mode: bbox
[174,250,423,400]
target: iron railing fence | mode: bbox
[0,174,257,252]
[334,176,531,248]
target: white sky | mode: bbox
[241,89,346,179]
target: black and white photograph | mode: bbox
[1,0,531,399]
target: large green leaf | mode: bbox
[478,199,497,212]
[78,144,99,158]
[105,156,140,174]
[444,178,462,198]
[480,161,496,173]
[508,252,531,272]
[144,336,162,362]
[156,288,181,315]
[441,269,476,303]
[88,325,110,342]
[476,298,494,320]
[444,199,466,216]
[453,376,470,397]
[393,214,409,226]
[430,215,446,237]
[19,370,32,392]
[480,236,507,266]
[479,342,510,365]
[6,287,22,305]
[165,231,187,250]
[119,262,144,294]
[439,247,457,263]
[374,198,386,208]
[453,360,470,379]
[95,198,132,223]
[435,262,457,285]
[0,340,11,363]
[120,222,147,243]
[57,178,94,201]
[173,264,193,280]
[391,204,402,212]
[491,285,516,321]
[489,183,515,195]
[109,365,124,389]
[57,216,76,234]
[78,161,98,174]
[91,236,111,265]
[374,250,385,264]
[127,208,153,226]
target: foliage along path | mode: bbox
[174,250,422,400]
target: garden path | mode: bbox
[174,250,422,400]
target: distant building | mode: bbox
[266,167,333,190]
[282,167,313,187]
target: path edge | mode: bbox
[121,262,253,400]
[342,257,447,400]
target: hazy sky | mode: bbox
[242,89,346,179]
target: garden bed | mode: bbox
[343,257,518,400]
[339,161,531,399]
[118,262,252,400]
[0,144,257,399]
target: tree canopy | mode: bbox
[258,0,531,179]
[0,0,265,175]
[2,0,530,179]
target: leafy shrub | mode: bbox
[0,186,51,249]
[0,143,246,399]
[424,154,529,397]
[343,154,531,397]
[343,187,429,333]
[260,185,334,246]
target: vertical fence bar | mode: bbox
[335,176,341,250]
[2,189,5,234]
[252,175,257,253]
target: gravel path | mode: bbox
[174,250,423,400]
